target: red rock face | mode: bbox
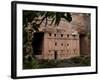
[80,35,90,55]
[70,13,91,56]
[71,13,90,34]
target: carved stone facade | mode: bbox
[33,29,80,60]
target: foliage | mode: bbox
[38,60,58,68]
[23,56,39,69]
[80,56,91,66]
[70,56,90,66]
[23,10,72,31]
[23,56,90,69]
[71,57,82,64]
[23,58,59,69]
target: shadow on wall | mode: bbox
[80,34,90,56]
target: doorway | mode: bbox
[54,51,57,59]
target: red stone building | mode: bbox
[33,19,80,60]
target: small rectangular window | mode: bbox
[61,34,63,37]
[55,42,57,46]
[49,33,51,36]
[67,34,69,37]
[67,44,69,46]
[54,51,57,59]
[49,50,51,53]
[54,34,56,37]
[61,43,63,46]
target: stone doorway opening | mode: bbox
[54,51,57,59]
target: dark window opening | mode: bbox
[61,43,63,46]
[67,44,69,46]
[61,34,63,37]
[54,51,57,59]
[67,34,69,37]
[49,50,51,53]
[74,35,76,37]
[55,42,57,46]
[73,35,76,38]
[49,33,51,36]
